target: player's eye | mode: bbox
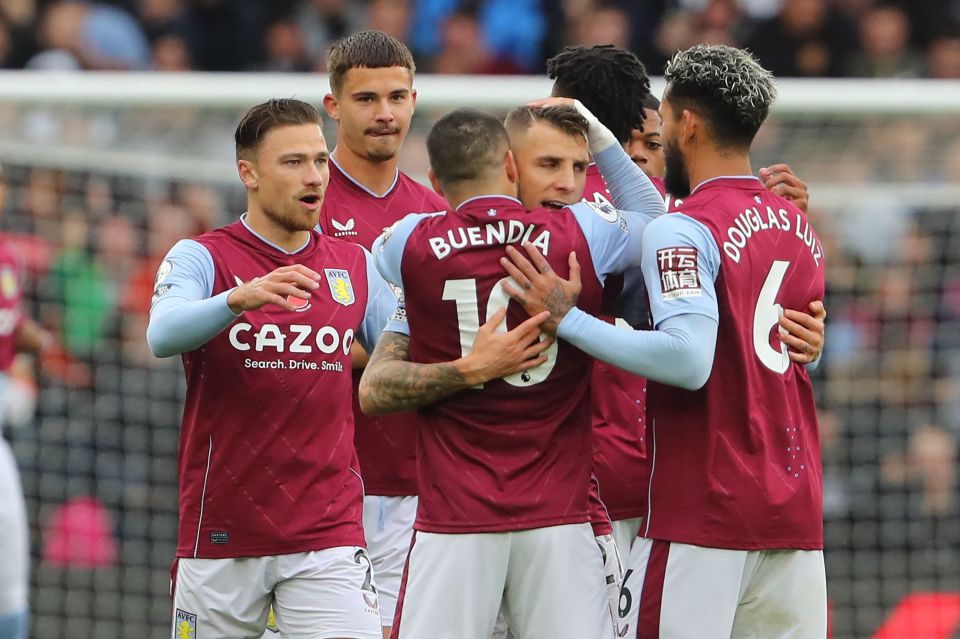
[316,158,328,166]
[285,159,300,166]
[390,93,406,102]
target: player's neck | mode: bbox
[331,145,399,196]
[244,207,310,254]
[444,181,517,210]
[688,151,753,193]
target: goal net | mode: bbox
[1,72,958,639]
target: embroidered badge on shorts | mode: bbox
[175,609,197,639]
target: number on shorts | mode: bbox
[442,278,558,388]
[353,548,378,595]
[618,568,634,618]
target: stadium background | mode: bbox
[0,0,957,637]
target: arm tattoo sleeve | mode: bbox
[358,331,472,415]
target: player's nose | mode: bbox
[555,171,576,192]
[374,98,395,122]
[304,164,324,186]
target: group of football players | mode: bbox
[147,30,828,639]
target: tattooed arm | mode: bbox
[358,308,552,415]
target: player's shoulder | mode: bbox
[646,211,708,235]
[684,177,764,211]
[565,199,628,235]
[397,171,447,208]
[192,220,241,247]
[377,210,448,255]
[392,209,449,236]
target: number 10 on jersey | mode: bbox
[443,278,559,387]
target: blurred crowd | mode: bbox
[0,2,955,637]
[0,0,956,78]
[0,110,955,637]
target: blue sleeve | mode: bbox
[357,248,409,352]
[146,239,240,358]
[554,213,723,389]
[556,309,717,390]
[567,201,644,281]
[593,143,666,218]
[370,212,433,289]
[641,213,721,326]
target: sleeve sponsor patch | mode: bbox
[388,284,406,323]
[656,247,701,300]
[152,260,175,303]
[584,194,621,223]
[155,259,173,286]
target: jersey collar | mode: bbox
[329,152,400,199]
[240,213,311,255]
[690,175,762,195]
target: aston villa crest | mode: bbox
[324,268,355,307]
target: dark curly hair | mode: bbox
[547,45,651,145]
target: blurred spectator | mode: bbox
[45,212,112,357]
[366,0,411,42]
[260,19,312,72]
[847,3,925,78]
[926,33,960,78]
[174,0,267,72]
[746,0,855,77]
[35,1,150,71]
[430,7,524,74]
[411,0,546,72]
[151,33,192,71]
[295,0,366,64]
[569,2,631,50]
[137,0,184,39]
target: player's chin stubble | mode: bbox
[264,204,318,233]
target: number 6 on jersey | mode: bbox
[443,277,558,387]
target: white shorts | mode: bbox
[0,440,28,616]
[394,523,614,639]
[611,517,643,561]
[172,546,382,639]
[362,495,416,627]
[618,539,827,638]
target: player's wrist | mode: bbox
[453,355,487,387]
[226,287,246,315]
[572,99,619,154]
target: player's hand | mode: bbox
[459,307,553,385]
[527,96,577,109]
[227,265,321,313]
[760,164,809,212]
[779,300,826,364]
[500,244,581,335]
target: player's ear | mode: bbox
[410,89,418,112]
[504,149,519,185]
[427,168,444,198]
[680,109,698,146]
[322,93,339,122]
[237,159,258,190]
